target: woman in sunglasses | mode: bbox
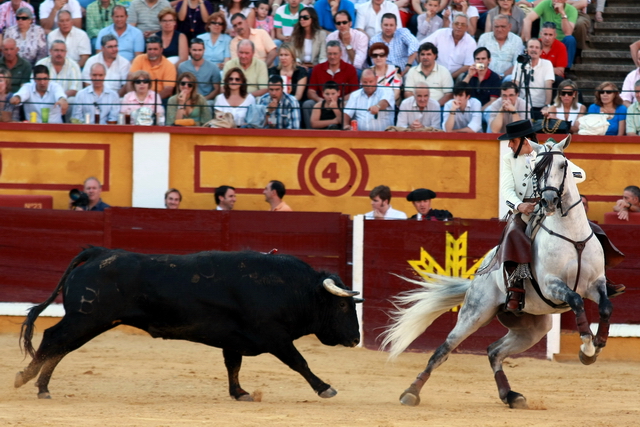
[369,43,401,101]
[585,81,627,136]
[167,72,213,125]
[198,11,232,70]
[214,67,256,126]
[268,43,308,101]
[121,70,165,118]
[3,7,47,66]
[546,79,586,134]
[290,7,327,72]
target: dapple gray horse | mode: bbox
[381,135,612,409]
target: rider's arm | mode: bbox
[499,153,526,212]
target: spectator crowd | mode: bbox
[0,0,637,134]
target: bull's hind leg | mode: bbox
[222,349,253,401]
[490,313,552,409]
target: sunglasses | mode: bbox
[180,81,194,87]
[600,90,616,94]
[300,15,311,20]
[210,21,224,25]
[560,91,575,96]
[228,77,242,82]
[334,20,349,26]
[16,16,30,20]
[371,53,386,58]
[134,79,150,85]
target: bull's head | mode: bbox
[323,279,364,303]
[316,276,361,347]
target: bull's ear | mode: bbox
[323,278,360,297]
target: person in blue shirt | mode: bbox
[314,0,356,32]
[95,5,145,62]
[586,81,627,136]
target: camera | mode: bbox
[475,63,485,70]
[69,189,89,209]
[517,53,531,64]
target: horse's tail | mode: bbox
[20,246,106,358]
[380,274,472,360]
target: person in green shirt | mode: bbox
[86,0,117,47]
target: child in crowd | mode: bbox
[254,0,275,39]
[416,0,443,41]
[310,81,344,129]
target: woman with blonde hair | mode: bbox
[547,79,586,134]
[121,70,165,118]
[156,8,189,65]
[198,11,232,70]
[214,67,256,126]
[166,72,213,126]
[0,68,19,122]
[268,43,308,101]
[583,81,627,136]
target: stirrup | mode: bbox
[606,281,626,298]
[505,287,526,313]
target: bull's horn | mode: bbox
[323,278,360,297]
[353,298,365,304]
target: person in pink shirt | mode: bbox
[120,69,165,117]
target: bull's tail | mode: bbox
[379,274,472,360]
[20,246,107,358]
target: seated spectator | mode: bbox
[302,40,359,127]
[423,14,476,80]
[404,42,453,105]
[3,8,47,66]
[368,42,401,101]
[539,21,568,84]
[355,0,402,39]
[370,13,419,74]
[621,44,640,108]
[315,0,356,33]
[96,6,145,62]
[416,0,444,40]
[0,68,21,122]
[583,81,626,136]
[214,67,256,126]
[274,0,304,44]
[268,43,308,101]
[406,188,452,221]
[127,0,172,38]
[254,1,276,39]
[222,39,269,97]
[178,37,221,104]
[626,80,640,136]
[461,47,501,109]
[511,38,554,119]
[72,63,121,124]
[165,188,182,209]
[443,0,479,35]
[594,0,605,22]
[120,69,165,118]
[488,81,527,134]
[175,0,214,39]
[155,8,188,66]
[344,68,395,131]
[221,0,255,34]
[85,0,116,47]
[230,13,277,67]
[0,0,35,45]
[82,34,131,96]
[364,185,407,219]
[485,0,524,35]
[10,64,68,123]
[566,0,590,60]
[198,12,232,71]
[0,38,31,92]
[166,71,213,125]
[325,9,368,71]
[477,14,523,80]
[215,185,236,210]
[47,10,91,69]
[258,74,301,129]
[39,0,82,32]
[613,185,640,222]
[129,35,177,100]
[443,82,482,133]
[36,40,82,99]
[546,79,585,134]
[396,82,442,130]
[290,7,327,71]
[310,80,345,129]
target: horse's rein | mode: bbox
[534,150,582,217]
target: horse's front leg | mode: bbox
[582,278,612,364]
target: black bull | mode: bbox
[16,247,361,400]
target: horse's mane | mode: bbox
[533,148,555,186]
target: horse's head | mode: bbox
[534,135,572,215]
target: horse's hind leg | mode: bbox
[490,313,552,409]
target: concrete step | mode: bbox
[571,79,625,93]
[589,35,639,50]
[592,21,640,35]
[598,7,640,21]
[580,50,632,66]
[573,64,635,73]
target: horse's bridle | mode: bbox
[534,150,582,217]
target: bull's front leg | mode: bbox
[222,348,253,401]
[270,342,336,398]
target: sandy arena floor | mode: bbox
[1,327,639,427]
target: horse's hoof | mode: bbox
[318,387,337,398]
[235,394,254,402]
[506,391,528,409]
[399,389,420,406]
[37,392,51,399]
[14,371,25,388]
[579,350,598,365]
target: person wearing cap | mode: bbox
[406,188,452,221]
[497,119,624,313]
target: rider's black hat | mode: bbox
[407,188,437,202]
[497,119,542,140]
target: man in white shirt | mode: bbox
[364,185,407,219]
[423,14,476,79]
[82,34,131,96]
[35,40,82,99]
[325,10,368,70]
[215,185,236,210]
[72,63,121,124]
[511,38,554,120]
[477,14,524,80]
[10,64,68,123]
[47,10,91,68]
[397,82,441,129]
[39,0,82,31]
[404,42,453,105]
[621,47,640,107]
[344,68,395,131]
[355,0,402,39]
[443,82,482,133]
[488,81,527,134]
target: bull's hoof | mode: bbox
[37,392,51,399]
[399,388,420,406]
[506,391,527,409]
[235,394,254,402]
[579,350,598,365]
[14,371,25,388]
[318,387,337,398]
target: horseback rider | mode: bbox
[498,120,626,313]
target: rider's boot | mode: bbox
[606,279,625,298]
[506,280,525,313]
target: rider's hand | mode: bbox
[517,202,536,215]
